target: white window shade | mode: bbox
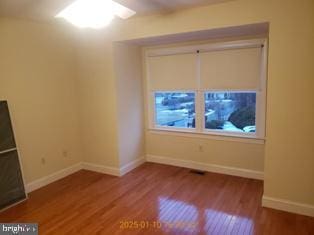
[200,47,262,90]
[147,53,197,90]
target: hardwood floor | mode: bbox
[0,163,313,235]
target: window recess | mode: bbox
[146,39,267,139]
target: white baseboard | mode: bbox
[146,154,264,180]
[82,162,120,176]
[24,157,313,218]
[25,154,263,195]
[25,159,146,194]
[262,196,314,217]
[120,158,145,176]
[26,162,83,193]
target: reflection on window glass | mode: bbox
[155,92,195,128]
[204,92,256,133]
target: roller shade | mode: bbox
[147,53,197,90]
[200,47,261,90]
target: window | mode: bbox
[204,92,256,133]
[146,39,267,139]
[155,92,195,128]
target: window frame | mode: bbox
[201,90,259,138]
[145,39,267,140]
[151,90,197,133]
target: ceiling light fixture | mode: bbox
[55,0,136,29]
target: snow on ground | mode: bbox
[223,121,243,132]
[161,109,189,114]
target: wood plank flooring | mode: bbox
[0,163,313,234]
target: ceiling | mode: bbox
[0,0,234,21]
[115,0,233,14]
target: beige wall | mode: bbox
[146,133,264,171]
[143,37,265,173]
[75,34,145,169]
[1,0,313,209]
[76,31,120,167]
[113,43,145,167]
[76,0,313,206]
[0,18,82,183]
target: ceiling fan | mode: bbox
[55,0,136,29]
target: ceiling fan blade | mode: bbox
[112,1,136,19]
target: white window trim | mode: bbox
[145,39,268,142]
[150,90,197,131]
[148,129,265,145]
[202,90,260,138]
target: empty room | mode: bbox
[0,0,313,234]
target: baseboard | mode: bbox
[25,159,145,194]
[0,198,28,213]
[23,158,313,218]
[262,196,314,217]
[120,158,145,176]
[82,162,120,176]
[146,154,264,180]
[26,162,83,193]
[25,155,263,196]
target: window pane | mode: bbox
[155,92,195,128]
[204,92,256,133]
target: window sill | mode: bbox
[148,128,265,144]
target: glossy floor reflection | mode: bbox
[204,209,253,234]
[159,197,199,234]
[0,163,313,234]
[157,193,254,234]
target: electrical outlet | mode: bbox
[41,157,46,165]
